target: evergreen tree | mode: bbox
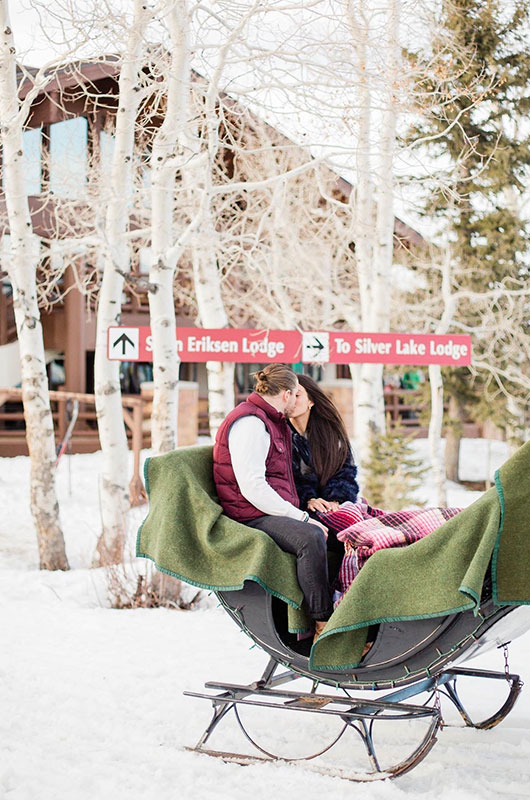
[362,420,428,510]
[409,0,530,477]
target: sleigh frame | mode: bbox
[184,582,527,781]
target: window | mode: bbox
[50,117,88,197]
[2,129,41,194]
[23,128,42,194]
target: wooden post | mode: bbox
[64,262,87,394]
[123,399,147,506]
[0,287,7,346]
[56,393,67,442]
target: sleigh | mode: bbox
[184,579,529,780]
[137,442,530,781]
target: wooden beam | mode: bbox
[0,288,8,346]
[64,262,87,393]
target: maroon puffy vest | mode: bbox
[213,392,299,522]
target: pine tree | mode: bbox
[414,0,530,276]
[362,421,428,510]
[408,0,530,477]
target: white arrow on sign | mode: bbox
[302,332,329,363]
[108,327,139,360]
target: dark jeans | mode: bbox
[246,515,333,621]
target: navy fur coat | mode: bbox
[290,428,359,509]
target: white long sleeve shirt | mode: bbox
[227,415,305,520]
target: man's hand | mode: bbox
[307,497,340,513]
[307,517,328,540]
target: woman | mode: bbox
[289,374,359,514]
[289,374,360,573]
[289,375,462,604]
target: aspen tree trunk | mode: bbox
[348,0,375,457]
[191,206,235,437]
[148,0,190,454]
[428,364,447,505]
[269,181,298,329]
[181,111,235,438]
[444,394,465,483]
[369,0,399,435]
[92,0,149,565]
[428,248,454,503]
[0,2,69,570]
[186,20,258,437]
[348,0,398,463]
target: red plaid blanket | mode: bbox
[315,500,462,597]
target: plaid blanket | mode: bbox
[316,500,462,596]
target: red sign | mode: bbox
[107,327,472,366]
[327,332,471,366]
[108,327,302,363]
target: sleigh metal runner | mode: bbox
[185,582,528,781]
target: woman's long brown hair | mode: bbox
[297,374,352,487]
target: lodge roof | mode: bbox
[5,57,424,249]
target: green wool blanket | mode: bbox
[137,441,530,671]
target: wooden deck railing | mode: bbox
[0,388,147,505]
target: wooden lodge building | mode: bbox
[0,58,482,456]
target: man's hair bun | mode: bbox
[254,370,268,393]
[251,364,297,396]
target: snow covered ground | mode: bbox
[2,439,530,800]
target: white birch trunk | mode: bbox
[179,107,235,437]
[372,0,398,335]
[197,235,235,440]
[427,247,455,503]
[0,2,68,570]
[348,0,373,334]
[360,0,399,459]
[93,0,149,565]
[205,362,235,438]
[191,212,235,437]
[349,0,398,461]
[148,0,190,454]
[348,1,375,454]
[428,363,447,505]
[185,22,257,437]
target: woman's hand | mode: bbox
[307,498,340,513]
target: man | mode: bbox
[213,364,333,638]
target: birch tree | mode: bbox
[184,4,277,436]
[0,0,69,569]
[150,0,308,443]
[212,136,353,333]
[147,0,193,455]
[426,247,454,505]
[331,0,401,462]
[92,0,155,565]
[190,75,236,439]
